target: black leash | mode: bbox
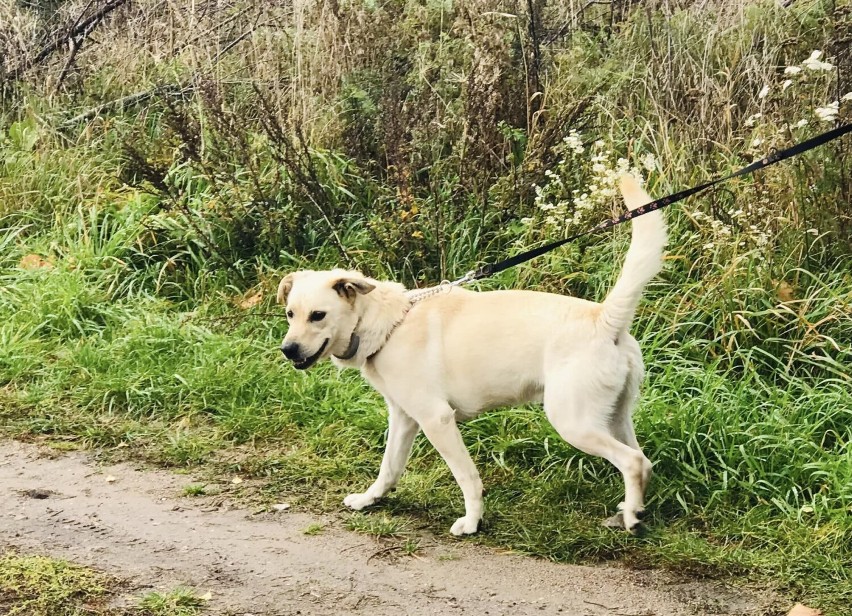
[452,123,852,285]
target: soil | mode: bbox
[0,440,778,616]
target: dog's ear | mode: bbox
[332,277,376,301]
[277,274,296,304]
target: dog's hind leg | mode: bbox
[544,369,651,534]
[344,400,420,511]
[605,367,652,528]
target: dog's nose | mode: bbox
[281,342,300,360]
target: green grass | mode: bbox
[138,588,205,616]
[344,512,410,539]
[302,523,325,535]
[0,250,848,609]
[0,552,115,616]
[182,484,207,497]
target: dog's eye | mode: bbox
[286,310,294,319]
[309,311,326,323]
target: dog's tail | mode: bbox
[598,175,667,336]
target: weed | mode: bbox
[437,552,460,562]
[400,537,422,557]
[302,523,325,536]
[0,551,114,616]
[345,513,408,539]
[182,484,207,497]
[138,587,205,616]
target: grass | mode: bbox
[344,512,410,539]
[1,0,851,613]
[302,523,325,535]
[182,484,207,497]
[0,252,848,609]
[0,551,115,616]
[138,588,205,616]
[0,550,208,616]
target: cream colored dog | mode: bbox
[277,175,667,536]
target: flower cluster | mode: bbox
[719,48,852,256]
[691,203,771,255]
[529,137,650,233]
[778,50,850,124]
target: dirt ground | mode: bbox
[0,440,778,616]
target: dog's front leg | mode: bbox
[344,400,419,511]
[418,407,483,536]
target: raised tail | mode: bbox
[598,175,668,336]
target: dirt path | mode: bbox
[0,440,775,616]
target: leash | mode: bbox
[442,123,852,288]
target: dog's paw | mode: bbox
[343,492,377,511]
[450,515,480,536]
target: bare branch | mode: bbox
[4,0,131,84]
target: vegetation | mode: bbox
[0,551,115,616]
[137,588,205,616]
[1,0,850,613]
[0,551,202,616]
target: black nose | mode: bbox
[281,342,300,360]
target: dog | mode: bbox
[276,174,667,535]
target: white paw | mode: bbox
[450,515,480,536]
[614,502,645,534]
[343,492,377,511]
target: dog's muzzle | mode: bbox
[281,339,329,370]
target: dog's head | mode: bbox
[276,269,376,370]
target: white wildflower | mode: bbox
[641,153,657,172]
[758,84,770,99]
[784,66,802,75]
[594,140,606,148]
[842,92,852,102]
[563,130,585,154]
[702,242,715,250]
[794,119,809,129]
[751,137,764,148]
[782,79,793,92]
[802,50,834,71]
[745,112,762,127]
[815,102,839,122]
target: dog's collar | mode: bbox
[342,286,453,363]
[333,331,361,360]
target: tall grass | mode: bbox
[1,0,851,612]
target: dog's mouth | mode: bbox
[292,339,329,370]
